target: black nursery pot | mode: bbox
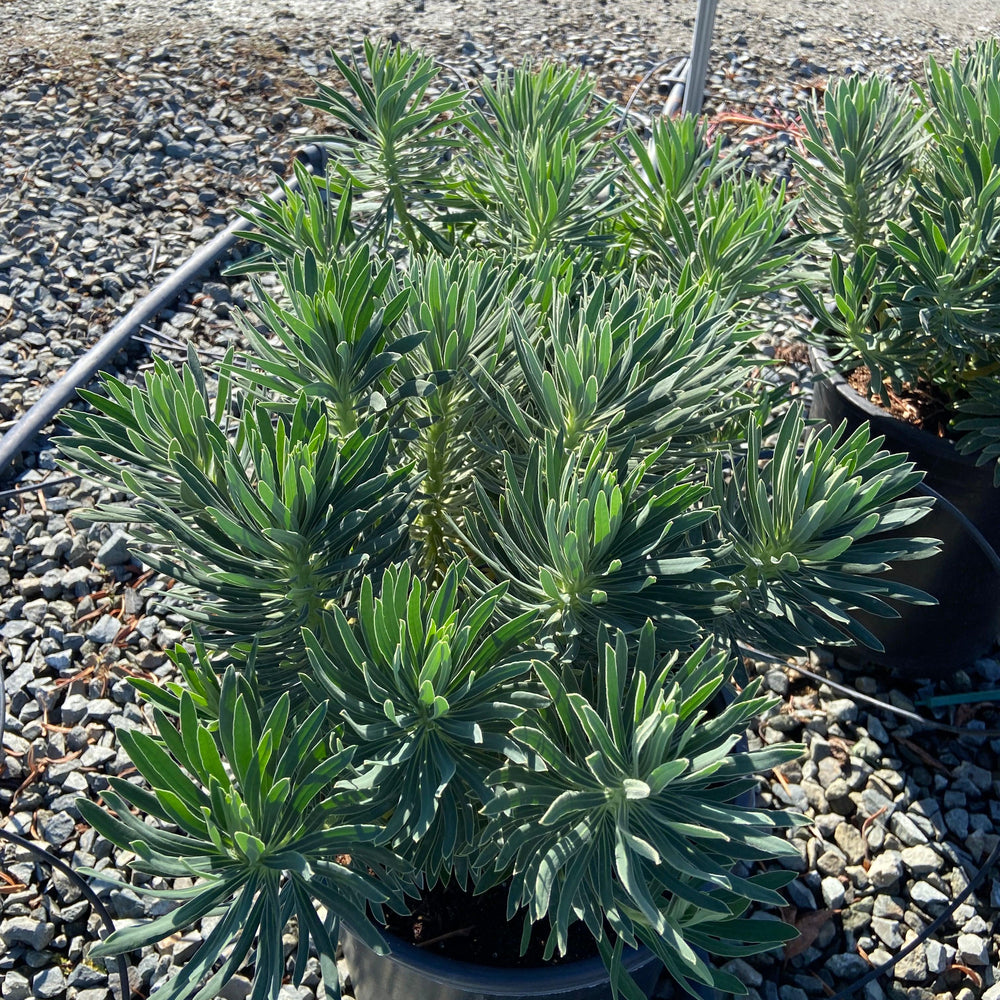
[340,928,678,1000]
[808,346,1000,676]
[339,702,752,1000]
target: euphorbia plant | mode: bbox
[57,41,941,1000]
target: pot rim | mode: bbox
[341,925,659,995]
[807,343,983,469]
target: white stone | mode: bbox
[957,933,989,965]
[900,845,943,876]
[866,851,903,888]
[821,876,846,909]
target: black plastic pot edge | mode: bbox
[807,345,994,471]
[339,714,752,1000]
[340,926,676,1000]
[807,344,1000,676]
[808,343,1000,570]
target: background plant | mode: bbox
[794,43,1000,483]
[301,38,469,250]
[792,74,926,257]
[619,116,802,311]
[228,157,359,276]
[461,62,621,260]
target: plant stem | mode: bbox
[416,403,455,581]
[383,141,422,249]
[333,396,358,437]
[287,550,324,636]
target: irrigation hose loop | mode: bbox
[739,642,1000,739]
[0,827,131,1000]
[617,55,686,133]
[822,835,1000,1000]
[434,57,483,93]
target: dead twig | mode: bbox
[948,963,983,988]
[52,649,156,698]
[704,104,808,155]
[10,747,84,809]
[861,805,889,865]
[809,972,836,997]
[773,768,793,795]
[0,869,28,895]
[414,926,475,949]
[895,735,950,774]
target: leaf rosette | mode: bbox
[79,670,401,1000]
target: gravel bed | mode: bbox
[2,3,1000,1000]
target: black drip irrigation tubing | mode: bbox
[741,640,1000,740]
[0,828,131,1000]
[0,474,80,500]
[0,142,329,485]
[824,835,1000,1000]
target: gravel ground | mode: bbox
[2,3,1000,1000]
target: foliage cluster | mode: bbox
[794,40,1000,483]
[57,40,940,1000]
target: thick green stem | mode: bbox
[392,186,421,249]
[287,549,325,638]
[333,396,359,437]
[383,142,422,249]
[415,407,455,580]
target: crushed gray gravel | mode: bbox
[2,3,1000,1000]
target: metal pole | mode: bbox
[682,0,720,116]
